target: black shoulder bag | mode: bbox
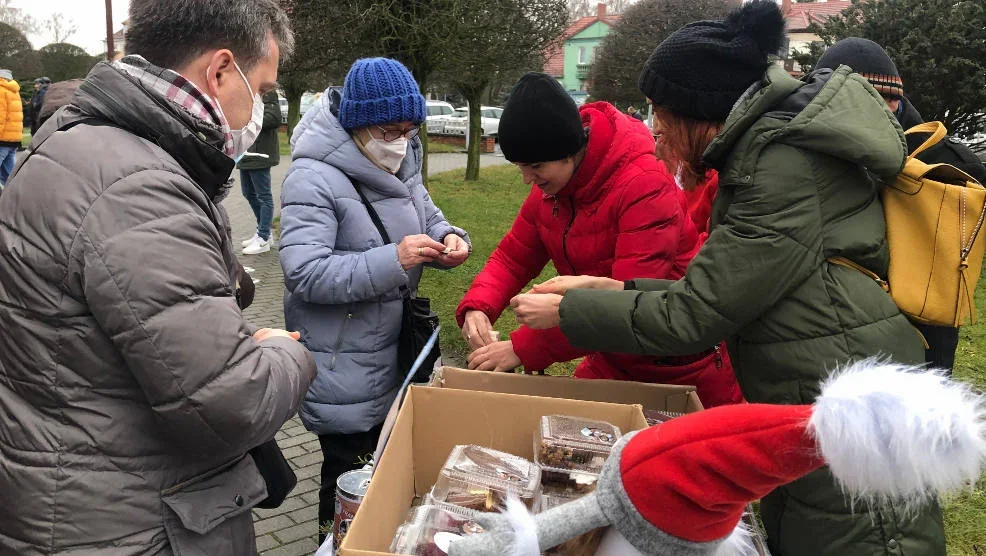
[235,263,295,509]
[354,185,441,383]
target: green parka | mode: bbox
[559,65,943,555]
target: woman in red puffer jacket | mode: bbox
[456,73,742,407]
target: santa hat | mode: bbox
[449,360,986,556]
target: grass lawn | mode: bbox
[420,165,986,555]
[278,129,290,156]
[424,140,465,154]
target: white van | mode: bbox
[426,100,455,134]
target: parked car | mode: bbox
[426,100,455,135]
[300,92,319,117]
[443,106,502,137]
[279,97,288,124]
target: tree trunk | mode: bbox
[465,91,483,181]
[284,84,305,138]
[418,78,430,188]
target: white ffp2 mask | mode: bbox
[363,135,408,174]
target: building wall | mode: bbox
[561,21,612,92]
[785,31,822,73]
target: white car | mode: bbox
[426,100,455,134]
[444,106,502,137]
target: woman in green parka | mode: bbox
[510,1,943,555]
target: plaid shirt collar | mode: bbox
[115,55,234,156]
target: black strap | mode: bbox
[353,183,392,245]
[353,182,411,297]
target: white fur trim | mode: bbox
[811,359,986,510]
[595,527,647,556]
[504,495,540,556]
[711,519,765,556]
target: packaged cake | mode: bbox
[538,465,599,494]
[535,415,621,475]
[430,445,541,513]
[643,409,684,427]
[390,505,486,555]
[539,488,584,512]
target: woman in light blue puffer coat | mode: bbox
[278,58,471,538]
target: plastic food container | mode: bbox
[643,409,684,427]
[539,488,585,512]
[535,415,621,475]
[429,445,541,512]
[391,504,486,555]
[538,465,600,494]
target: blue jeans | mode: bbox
[239,168,274,241]
[0,146,16,186]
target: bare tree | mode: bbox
[0,0,38,36]
[568,0,634,19]
[45,13,78,44]
[280,0,569,182]
[442,0,569,180]
[589,0,732,107]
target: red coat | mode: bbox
[456,102,742,407]
[682,172,719,237]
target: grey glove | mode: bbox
[447,494,610,556]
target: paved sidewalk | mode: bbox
[226,153,507,555]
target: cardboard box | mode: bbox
[430,366,704,414]
[339,386,650,556]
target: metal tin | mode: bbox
[333,469,372,550]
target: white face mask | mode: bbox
[212,60,264,161]
[362,134,408,174]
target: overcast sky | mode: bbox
[12,0,130,55]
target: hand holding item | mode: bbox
[254,328,302,342]
[462,310,497,350]
[510,293,562,330]
[466,340,522,373]
[530,275,622,295]
[397,234,447,270]
[441,234,470,267]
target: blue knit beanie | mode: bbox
[339,58,426,130]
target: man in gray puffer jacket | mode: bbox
[0,1,316,554]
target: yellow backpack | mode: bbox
[831,121,986,327]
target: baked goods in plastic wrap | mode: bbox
[643,409,684,427]
[430,445,541,513]
[539,488,585,512]
[390,504,487,555]
[535,415,620,491]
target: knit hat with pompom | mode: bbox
[637,0,786,122]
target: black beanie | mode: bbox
[498,72,586,163]
[637,0,786,122]
[815,38,904,99]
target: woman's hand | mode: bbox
[530,275,623,295]
[440,234,470,267]
[462,310,497,351]
[467,340,522,373]
[254,328,302,342]
[397,234,447,270]
[510,293,563,330]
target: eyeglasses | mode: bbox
[375,125,419,142]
